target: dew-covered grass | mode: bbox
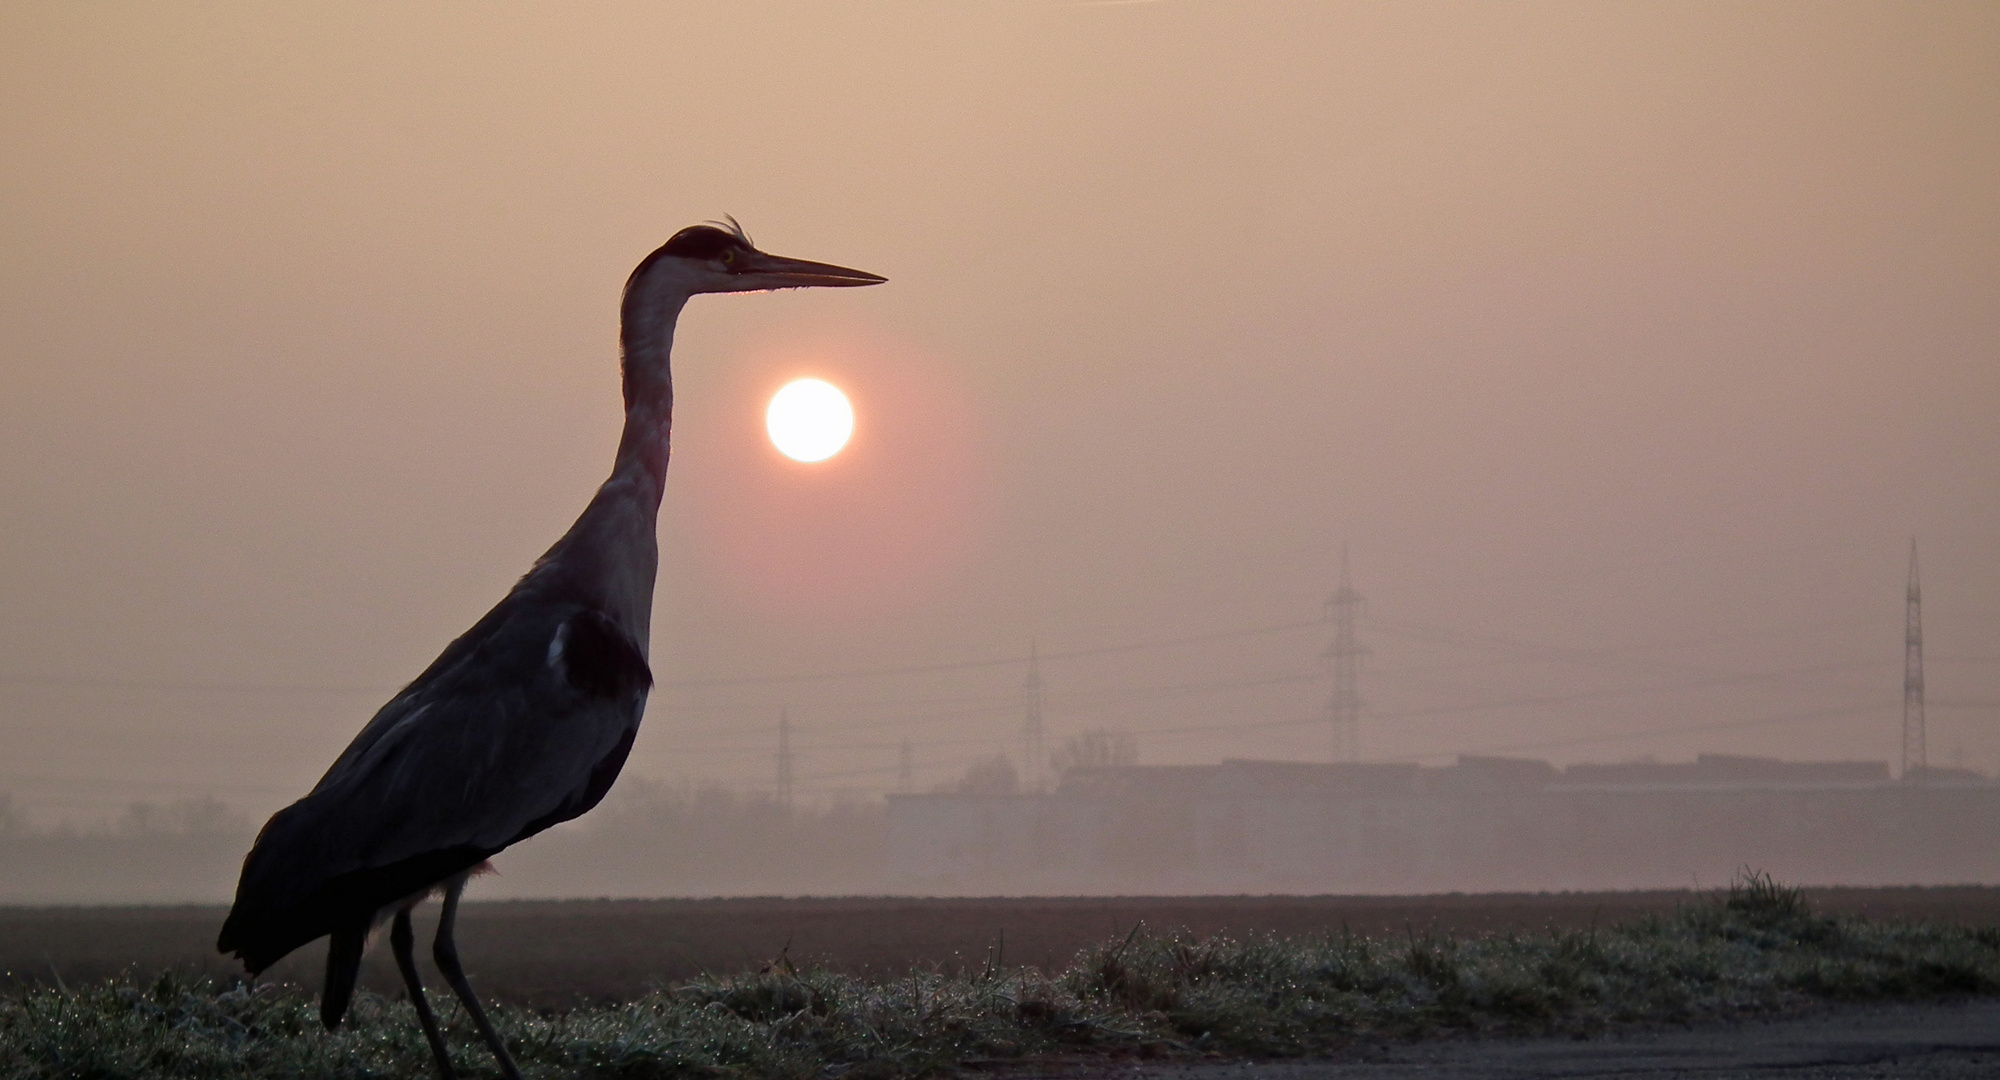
[6,874,1998,1079]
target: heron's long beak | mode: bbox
[736,250,886,289]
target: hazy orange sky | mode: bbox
[2,2,1996,825]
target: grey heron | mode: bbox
[217,220,884,1079]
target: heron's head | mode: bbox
[629,218,886,300]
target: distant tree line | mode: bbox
[0,794,258,904]
[0,785,890,902]
[941,729,1139,796]
[0,792,250,840]
[493,780,888,897]
[0,730,1139,902]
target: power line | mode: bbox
[0,617,1325,698]
[660,652,1888,748]
[1366,615,1785,681]
[0,673,390,695]
[13,611,1970,707]
[736,693,1896,784]
[1130,695,1893,758]
[655,617,1325,689]
[1391,698,1893,762]
[656,655,1899,760]
[1086,657,1891,741]
[656,667,1324,734]
[0,769,297,793]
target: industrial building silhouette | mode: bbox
[887,755,1999,894]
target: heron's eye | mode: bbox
[720,249,738,267]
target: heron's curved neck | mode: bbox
[521,288,684,633]
[611,291,687,497]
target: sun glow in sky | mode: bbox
[3,4,1998,841]
[766,379,854,463]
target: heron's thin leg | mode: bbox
[432,878,523,1080]
[392,908,456,1080]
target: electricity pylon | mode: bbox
[1903,539,1926,783]
[1323,544,1367,762]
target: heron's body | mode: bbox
[216,314,669,983]
[218,222,882,1079]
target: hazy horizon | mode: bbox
[3,2,1997,850]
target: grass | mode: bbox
[5,873,1999,1079]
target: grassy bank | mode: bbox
[4,875,1998,1079]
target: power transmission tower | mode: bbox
[1322,544,1367,763]
[776,708,795,812]
[897,740,914,793]
[1022,643,1046,793]
[1903,539,1926,783]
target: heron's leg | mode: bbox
[432,878,523,1080]
[392,908,456,1080]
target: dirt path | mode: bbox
[1046,1001,2000,1079]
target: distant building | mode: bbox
[885,755,2000,894]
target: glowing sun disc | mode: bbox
[766,378,854,462]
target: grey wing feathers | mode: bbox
[217,599,650,972]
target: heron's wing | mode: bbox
[218,596,650,970]
[320,603,647,850]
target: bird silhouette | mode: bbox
[217,220,884,1079]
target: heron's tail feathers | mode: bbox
[321,925,367,1030]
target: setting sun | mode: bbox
[766,378,854,462]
